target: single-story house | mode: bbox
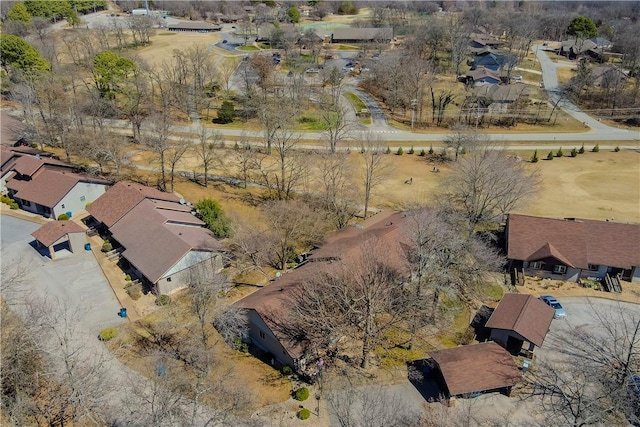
[558,38,597,59]
[235,211,410,373]
[590,63,628,87]
[31,220,86,259]
[430,342,522,398]
[506,213,640,284]
[485,293,554,356]
[460,66,506,86]
[470,33,501,50]
[167,21,221,32]
[2,149,109,219]
[590,36,613,50]
[87,181,223,295]
[331,27,393,44]
[471,51,511,72]
[474,83,530,113]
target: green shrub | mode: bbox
[614,146,620,152]
[30,143,38,148]
[578,144,585,154]
[396,147,404,155]
[233,336,249,353]
[298,408,311,420]
[156,294,171,306]
[101,241,113,252]
[57,213,69,221]
[125,274,131,281]
[281,365,293,375]
[556,147,563,157]
[9,202,18,209]
[216,100,235,124]
[531,150,539,163]
[1,195,18,209]
[428,145,434,155]
[385,146,391,154]
[570,148,577,157]
[419,149,426,156]
[85,202,92,208]
[295,387,310,401]
[234,141,240,150]
[99,327,118,341]
[408,146,414,155]
[546,151,554,160]
[592,144,600,152]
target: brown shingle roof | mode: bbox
[485,293,554,347]
[110,199,221,284]
[430,342,522,396]
[507,214,640,270]
[87,181,180,228]
[236,211,412,359]
[11,170,80,208]
[31,220,85,247]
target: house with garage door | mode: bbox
[506,214,640,289]
[1,148,110,219]
[86,181,224,295]
[485,293,555,357]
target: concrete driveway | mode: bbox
[1,215,124,334]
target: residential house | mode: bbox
[470,33,501,50]
[558,38,597,59]
[506,213,640,285]
[2,148,109,219]
[235,211,411,373]
[167,22,221,32]
[590,63,628,88]
[471,51,511,72]
[590,37,613,50]
[474,83,530,113]
[331,27,393,44]
[429,342,522,398]
[31,220,87,259]
[87,181,224,294]
[460,66,505,86]
[485,293,554,356]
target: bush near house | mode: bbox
[101,241,113,252]
[546,151,554,160]
[155,294,171,306]
[1,195,19,209]
[57,213,69,220]
[295,387,310,401]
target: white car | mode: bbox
[305,68,320,73]
[513,75,523,81]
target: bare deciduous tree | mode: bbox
[359,133,391,218]
[193,125,221,188]
[440,147,540,234]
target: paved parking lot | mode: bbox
[1,215,124,334]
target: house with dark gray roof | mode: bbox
[87,181,223,295]
[167,21,221,32]
[506,214,640,286]
[429,342,522,398]
[485,293,554,356]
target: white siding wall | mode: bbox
[246,309,296,368]
[632,267,640,283]
[157,253,222,295]
[53,182,107,218]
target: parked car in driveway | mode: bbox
[540,295,566,319]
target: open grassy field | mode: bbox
[125,145,639,232]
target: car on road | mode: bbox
[513,75,523,81]
[540,294,566,318]
[305,68,320,73]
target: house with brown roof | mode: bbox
[31,220,87,259]
[506,214,640,285]
[331,27,393,44]
[429,342,522,398]
[2,149,109,219]
[167,21,221,32]
[485,293,554,356]
[558,38,597,59]
[87,181,223,295]
[235,211,411,372]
